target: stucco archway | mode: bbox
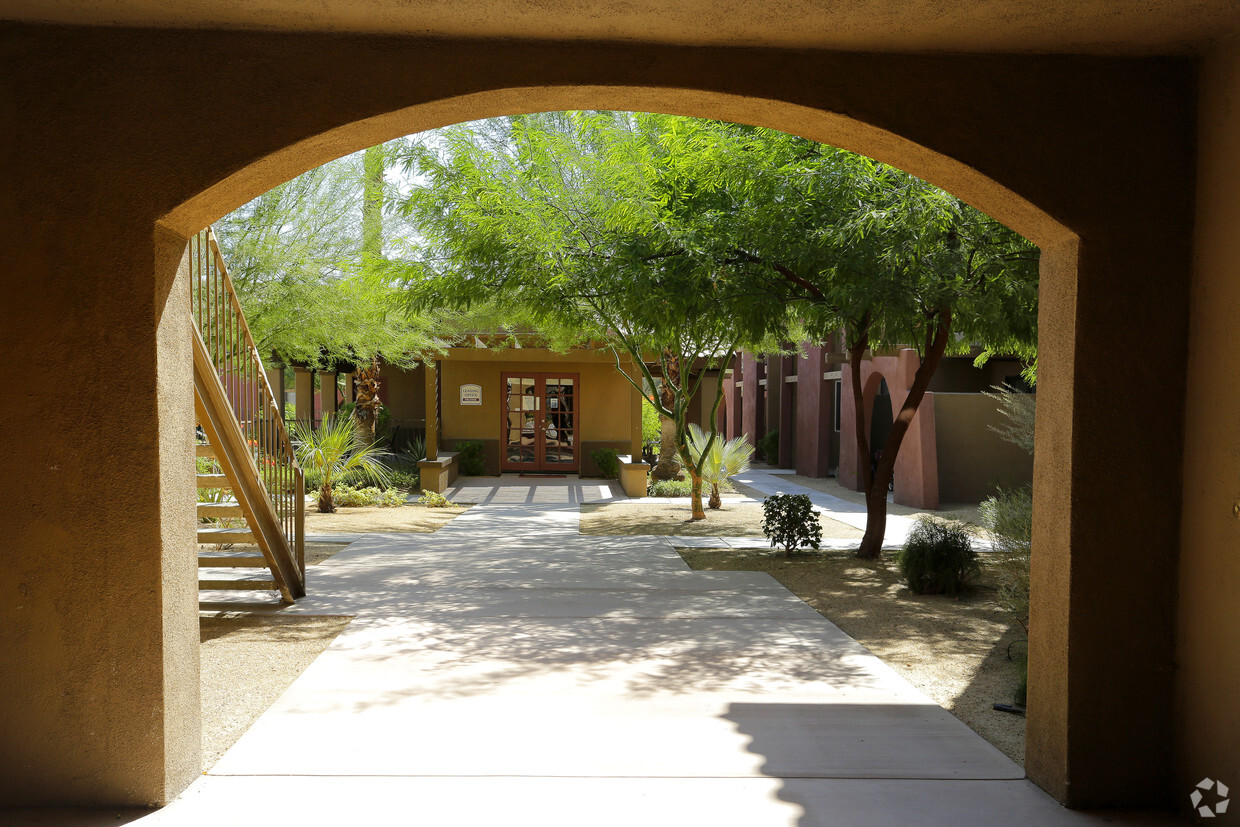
[1,28,1194,812]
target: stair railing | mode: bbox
[189,228,305,601]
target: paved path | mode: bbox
[142,480,1179,826]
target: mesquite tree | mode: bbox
[392,112,785,519]
[656,120,1039,557]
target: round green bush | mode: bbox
[896,516,979,597]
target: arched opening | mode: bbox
[7,28,1198,814]
[167,91,1072,809]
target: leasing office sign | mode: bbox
[459,384,483,406]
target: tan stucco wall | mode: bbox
[932,393,1035,503]
[1178,37,1240,800]
[0,22,1205,810]
[379,361,426,424]
[438,350,635,447]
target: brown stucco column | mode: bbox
[318,371,338,421]
[343,372,356,404]
[266,366,285,418]
[740,351,762,446]
[795,344,832,478]
[424,361,439,460]
[778,356,796,468]
[627,363,643,458]
[0,227,201,805]
[293,367,314,424]
[764,355,782,463]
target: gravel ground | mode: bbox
[199,614,353,770]
[677,547,1027,766]
[304,502,472,533]
[579,501,863,538]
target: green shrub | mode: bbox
[454,440,487,476]
[756,429,779,462]
[419,489,450,507]
[896,515,979,597]
[649,479,695,497]
[641,397,661,445]
[980,484,1033,630]
[761,494,822,556]
[590,448,620,479]
[386,469,421,492]
[330,484,406,508]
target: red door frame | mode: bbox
[499,372,580,472]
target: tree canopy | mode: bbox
[213,144,437,370]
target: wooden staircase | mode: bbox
[190,228,305,603]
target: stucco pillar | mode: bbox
[266,366,285,418]
[342,372,356,405]
[0,228,201,806]
[778,355,796,468]
[795,344,832,478]
[627,362,643,457]
[293,367,314,424]
[424,361,439,461]
[764,355,782,463]
[741,351,763,447]
[318,371,338,421]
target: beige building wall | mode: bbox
[932,393,1034,503]
[437,349,638,475]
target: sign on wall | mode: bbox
[459,384,483,406]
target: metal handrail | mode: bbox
[189,228,305,593]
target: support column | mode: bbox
[627,362,642,458]
[778,355,796,469]
[764,354,782,463]
[265,366,285,419]
[795,344,832,477]
[318,371,338,421]
[293,367,314,425]
[424,361,439,460]
[0,228,200,805]
[741,351,763,448]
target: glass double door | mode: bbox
[501,373,579,472]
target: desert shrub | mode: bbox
[454,440,487,476]
[980,484,1033,630]
[761,494,822,556]
[641,397,661,445]
[896,515,979,597]
[756,429,779,462]
[386,469,421,492]
[649,478,695,497]
[330,484,406,508]
[590,448,620,479]
[405,434,427,464]
[686,424,754,509]
[419,489,450,507]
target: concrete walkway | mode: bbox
[21,477,1175,825]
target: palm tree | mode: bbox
[291,415,392,513]
[687,423,755,509]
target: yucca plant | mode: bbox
[687,423,755,509]
[291,415,392,513]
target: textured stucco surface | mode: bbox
[1,0,1238,55]
[1178,38,1240,801]
[0,21,1202,811]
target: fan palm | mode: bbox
[291,415,392,513]
[687,424,755,509]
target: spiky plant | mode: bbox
[687,423,755,509]
[291,415,392,513]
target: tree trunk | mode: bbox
[708,484,722,510]
[652,352,684,482]
[690,471,706,520]
[652,416,683,481]
[318,479,335,513]
[352,358,382,447]
[856,309,953,559]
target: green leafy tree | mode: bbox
[392,113,786,520]
[648,119,1039,557]
[214,144,437,399]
